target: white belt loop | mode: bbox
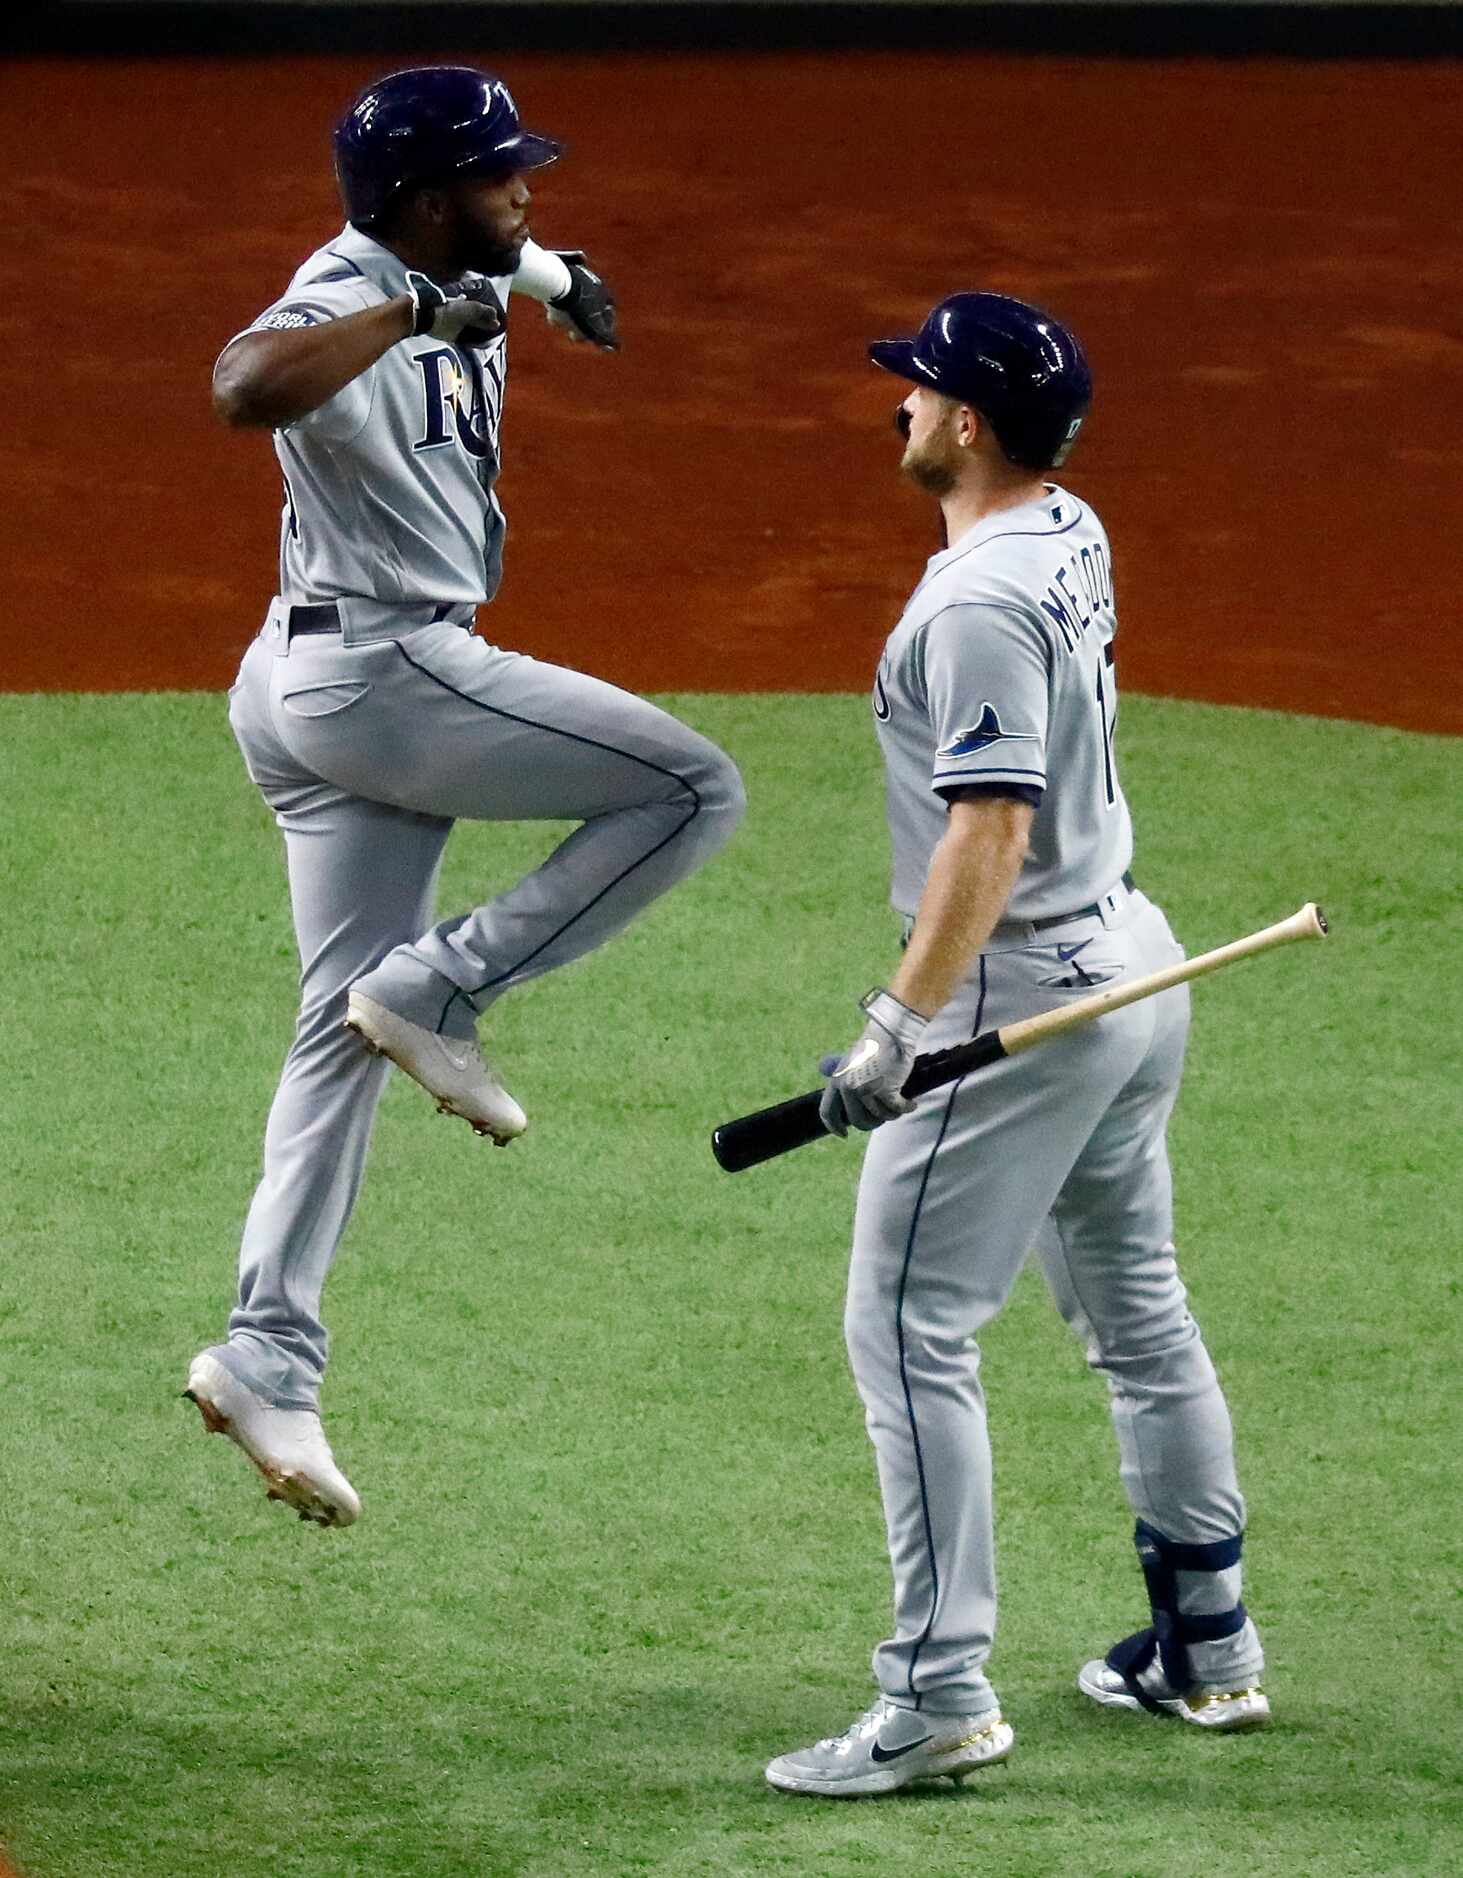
[267,597,290,657]
[1098,876,1136,930]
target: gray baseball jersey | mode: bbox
[874,485,1132,921]
[836,484,1261,1723]
[240,224,518,606]
[198,226,745,1428]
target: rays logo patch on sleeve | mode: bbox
[937,702,1040,760]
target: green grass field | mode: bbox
[1,692,1458,1878]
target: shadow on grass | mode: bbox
[1,1678,1452,1878]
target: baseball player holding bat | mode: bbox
[184,68,744,1527]
[764,294,1268,1798]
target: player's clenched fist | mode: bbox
[819,989,930,1136]
[405,268,505,346]
[546,250,619,351]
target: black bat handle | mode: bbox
[903,1031,1005,1097]
[710,1031,1008,1173]
[711,1090,827,1172]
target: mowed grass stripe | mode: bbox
[0,692,1457,1878]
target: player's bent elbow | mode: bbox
[212,384,249,427]
[212,369,269,429]
[211,339,280,429]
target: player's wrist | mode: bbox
[512,239,574,303]
[859,987,931,1048]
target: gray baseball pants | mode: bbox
[845,888,1261,1715]
[210,604,744,1410]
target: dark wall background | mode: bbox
[4,9,1460,729]
[14,2,1463,55]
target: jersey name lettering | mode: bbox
[1039,542,1113,653]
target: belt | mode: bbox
[1029,869,1136,932]
[287,602,342,635]
[900,870,1137,952]
[284,600,465,638]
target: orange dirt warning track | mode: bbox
[2,53,1459,731]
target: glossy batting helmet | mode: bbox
[333,66,563,229]
[869,292,1092,470]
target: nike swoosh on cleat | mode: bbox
[869,1734,934,1763]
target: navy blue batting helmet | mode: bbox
[869,292,1092,470]
[333,67,563,228]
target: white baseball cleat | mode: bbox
[184,1352,361,1529]
[765,1696,1014,1797]
[1079,1654,1271,1731]
[344,990,527,1144]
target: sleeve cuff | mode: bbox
[937,779,1044,809]
[511,240,574,303]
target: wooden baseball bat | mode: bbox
[711,902,1329,1174]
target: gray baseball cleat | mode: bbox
[344,990,527,1143]
[184,1352,361,1529]
[765,1696,1014,1797]
[1079,1648,1271,1731]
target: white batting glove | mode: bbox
[819,989,929,1137]
[405,270,505,347]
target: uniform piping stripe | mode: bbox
[897,954,987,1705]
[909,504,1086,606]
[392,641,704,1031]
[935,766,1047,784]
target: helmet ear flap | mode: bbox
[1048,412,1086,469]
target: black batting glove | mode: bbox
[405,270,505,347]
[547,250,620,351]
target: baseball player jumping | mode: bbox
[185,67,744,1528]
[764,295,1267,1798]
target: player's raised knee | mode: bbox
[674,737,745,850]
[704,743,747,833]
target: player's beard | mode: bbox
[457,233,523,277]
[901,426,960,498]
[446,201,524,279]
[469,236,525,277]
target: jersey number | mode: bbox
[1095,655,1117,809]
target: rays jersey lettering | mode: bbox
[412,346,504,459]
[873,486,1134,922]
[224,224,516,608]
